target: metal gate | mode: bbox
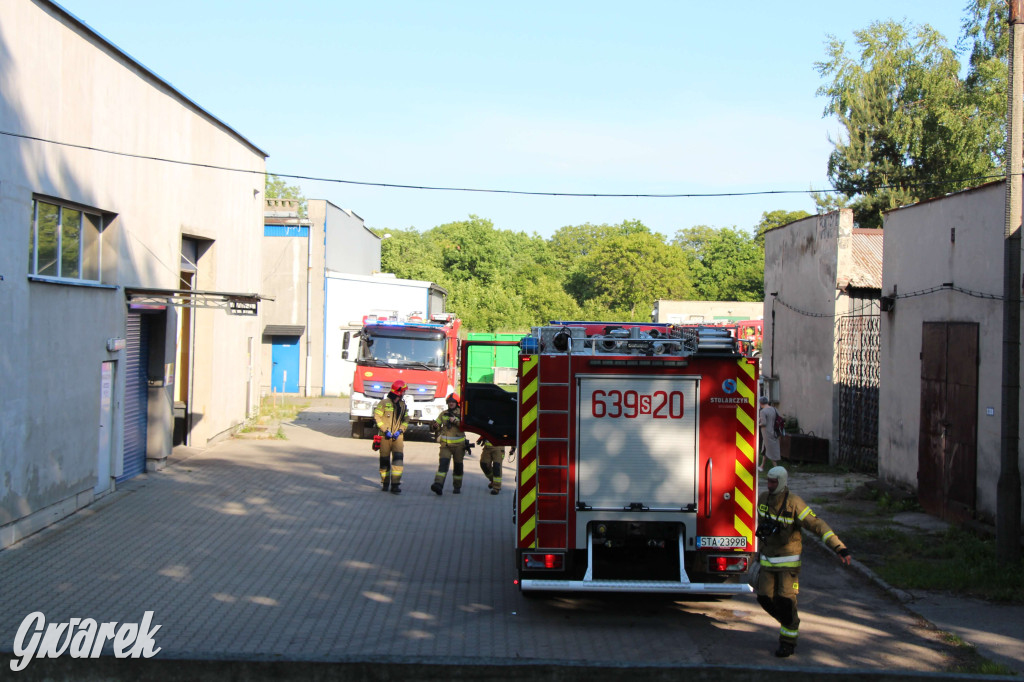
[119,312,150,482]
[835,315,880,472]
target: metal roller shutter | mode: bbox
[118,313,150,482]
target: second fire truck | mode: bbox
[349,313,461,438]
[460,322,759,595]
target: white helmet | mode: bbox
[766,465,788,490]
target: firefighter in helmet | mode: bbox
[756,465,852,657]
[431,394,467,495]
[477,438,508,495]
[373,379,409,494]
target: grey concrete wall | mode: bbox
[0,0,265,546]
[762,210,854,449]
[879,183,1014,523]
[320,200,381,276]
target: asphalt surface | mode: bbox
[0,398,1020,678]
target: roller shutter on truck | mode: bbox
[576,375,698,511]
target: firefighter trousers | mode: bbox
[756,568,800,646]
[433,444,465,491]
[378,434,405,489]
[479,446,503,491]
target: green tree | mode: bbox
[549,220,652,265]
[959,0,1008,166]
[264,174,308,218]
[816,20,1001,228]
[567,231,694,320]
[673,226,763,301]
[755,209,813,246]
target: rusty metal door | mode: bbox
[917,322,978,521]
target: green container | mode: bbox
[466,333,522,383]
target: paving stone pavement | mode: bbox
[0,398,1013,676]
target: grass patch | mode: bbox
[943,633,1018,676]
[257,396,309,422]
[846,526,1024,603]
[236,397,309,437]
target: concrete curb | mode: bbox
[804,535,915,604]
[2,652,1011,682]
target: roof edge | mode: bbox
[44,0,268,160]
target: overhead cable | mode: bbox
[0,129,1011,200]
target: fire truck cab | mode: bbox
[349,313,461,439]
[460,322,759,595]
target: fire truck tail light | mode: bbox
[523,553,564,570]
[709,556,749,573]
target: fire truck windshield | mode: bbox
[359,329,446,370]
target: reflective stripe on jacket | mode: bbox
[435,411,465,444]
[373,396,408,433]
[757,487,846,570]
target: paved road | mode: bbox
[0,399,966,672]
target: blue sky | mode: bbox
[57,1,969,239]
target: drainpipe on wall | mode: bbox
[305,217,313,398]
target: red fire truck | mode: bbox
[460,322,758,594]
[349,313,461,439]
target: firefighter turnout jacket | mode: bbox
[435,409,466,445]
[757,486,846,570]
[373,395,409,435]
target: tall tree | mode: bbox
[755,209,813,246]
[816,20,1001,228]
[264,174,307,218]
[960,0,1008,166]
[566,231,694,320]
[673,226,764,301]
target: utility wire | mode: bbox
[774,283,1007,320]
[0,129,1012,200]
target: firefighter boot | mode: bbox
[381,471,391,492]
[432,457,450,495]
[390,484,402,495]
[774,641,796,658]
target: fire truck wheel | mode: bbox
[351,421,364,439]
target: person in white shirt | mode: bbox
[758,396,781,472]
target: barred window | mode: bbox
[28,199,104,282]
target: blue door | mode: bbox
[271,336,301,393]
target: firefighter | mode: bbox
[430,394,467,495]
[373,379,409,494]
[477,438,508,495]
[756,465,851,658]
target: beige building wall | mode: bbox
[651,300,763,323]
[762,210,855,449]
[879,183,1014,523]
[260,199,381,397]
[0,0,266,547]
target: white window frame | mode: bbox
[28,197,105,283]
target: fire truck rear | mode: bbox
[461,322,758,595]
